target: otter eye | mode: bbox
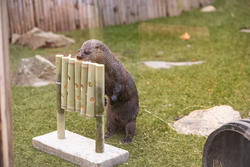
[95,46,99,49]
[84,49,90,55]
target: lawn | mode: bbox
[10,0,250,166]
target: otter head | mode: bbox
[77,39,107,64]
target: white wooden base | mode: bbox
[32,130,129,167]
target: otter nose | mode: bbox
[77,54,83,60]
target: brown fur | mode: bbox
[77,39,139,143]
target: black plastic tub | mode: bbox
[202,118,250,167]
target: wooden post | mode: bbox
[95,64,105,153]
[61,56,68,110]
[0,0,14,166]
[56,55,65,139]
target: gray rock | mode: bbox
[11,33,21,44]
[240,28,250,33]
[12,55,56,87]
[173,105,241,136]
[142,61,204,69]
[15,27,75,49]
[201,5,216,12]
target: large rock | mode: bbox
[14,27,75,49]
[173,105,241,136]
[11,33,21,44]
[12,55,56,87]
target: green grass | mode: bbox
[11,0,250,166]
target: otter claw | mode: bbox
[120,137,132,144]
[104,132,113,139]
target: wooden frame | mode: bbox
[56,56,104,153]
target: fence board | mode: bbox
[7,0,213,35]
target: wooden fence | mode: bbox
[7,0,213,35]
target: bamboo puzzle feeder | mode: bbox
[57,55,105,152]
[32,55,129,167]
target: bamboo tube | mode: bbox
[95,64,105,153]
[75,59,82,112]
[56,55,63,110]
[61,56,68,109]
[86,62,96,117]
[67,57,75,112]
[95,64,105,116]
[56,55,65,139]
[80,62,89,116]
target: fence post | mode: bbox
[0,0,14,166]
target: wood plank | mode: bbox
[11,0,18,33]
[48,1,52,31]
[143,0,148,20]
[6,0,14,34]
[28,0,35,30]
[96,0,103,27]
[70,0,76,30]
[23,0,29,31]
[0,0,14,166]
[83,0,88,29]
[79,0,83,29]
[58,0,64,31]
[40,0,46,31]
[17,0,24,33]
[105,0,111,25]
[53,0,59,31]
[87,0,92,28]
[37,0,43,30]
[51,0,56,32]
[61,0,67,31]
[168,0,183,16]
[74,0,80,29]
[32,0,39,29]
[182,0,192,11]
[43,0,48,31]
[104,0,110,26]
[191,0,200,9]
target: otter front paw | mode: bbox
[104,97,107,106]
[110,95,117,105]
[104,132,114,139]
[120,136,132,144]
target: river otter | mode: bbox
[77,39,139,143]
